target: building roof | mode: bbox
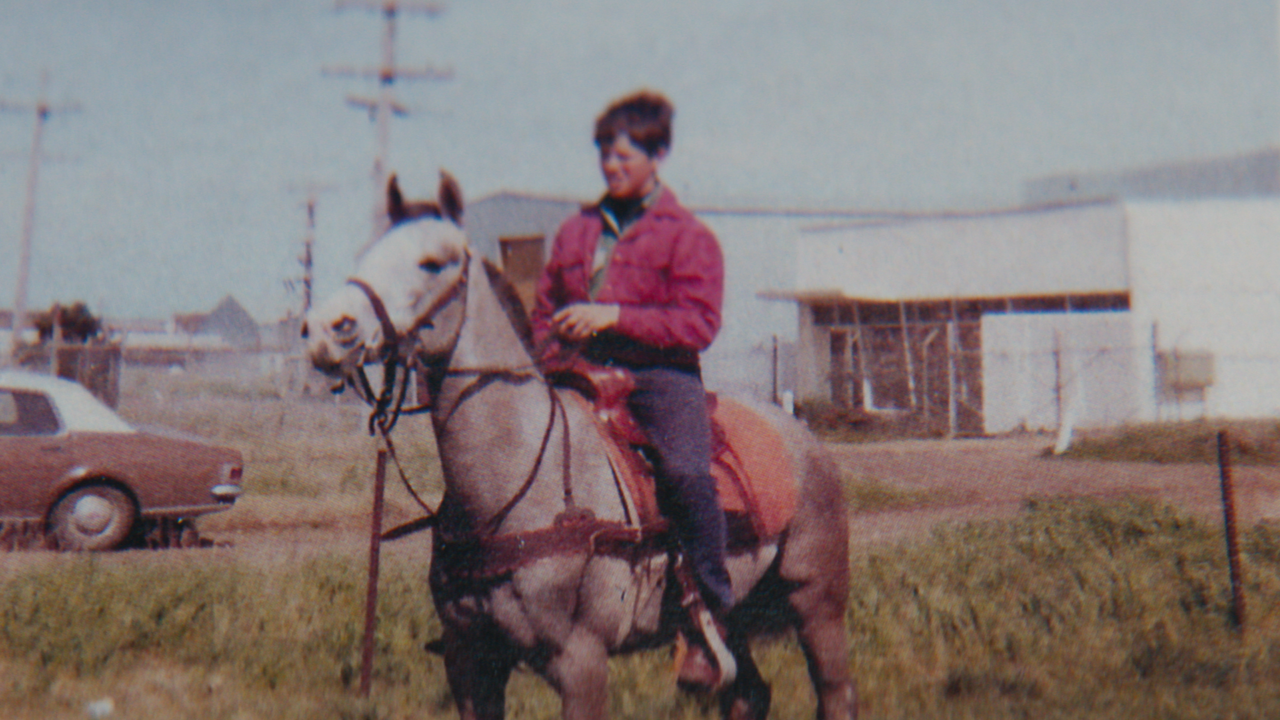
[1025,148,1280,205]
[791,200,1130,302]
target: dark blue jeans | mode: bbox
[628,367,733,611]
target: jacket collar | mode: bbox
[587,184,685,223]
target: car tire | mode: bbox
[49,484,136,551]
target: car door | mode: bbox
[0,389,74,517]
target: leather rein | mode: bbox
[342,253,580,544]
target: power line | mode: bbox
[324,0,453,254]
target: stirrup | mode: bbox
[692,604,737,689]
[673,557,737,690]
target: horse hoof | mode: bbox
[722,682,771,720]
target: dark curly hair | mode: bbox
[593,90,673,157]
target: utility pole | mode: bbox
[1,71,80,362]
[287,183,337,319]
[325,0,453,254]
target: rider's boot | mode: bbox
[672,556,736,692]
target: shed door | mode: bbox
[499,235,546,313]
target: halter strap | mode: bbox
[346,278,400,355]
[345,249,472,358]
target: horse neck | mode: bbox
[445,255,533,376]
[429,258,556,527]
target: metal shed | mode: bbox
[777,197,1280,433]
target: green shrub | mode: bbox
[847,497,1280,718]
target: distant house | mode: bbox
[115,295,260,371]
[198,295,261,351]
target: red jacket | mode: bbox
[531,187,723,369]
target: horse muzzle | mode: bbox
[308,337,366,380]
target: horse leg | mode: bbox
[784,449,858,720]
[543,628,610,720]
[718,631,771,720]
[444,630,516,720]
[793,589,855,717]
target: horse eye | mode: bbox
[419,259,445,274]
[332,317,356,336]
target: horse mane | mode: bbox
[480,257,536,355]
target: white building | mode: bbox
[779,196,1280,433]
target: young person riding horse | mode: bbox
[529,90,734,688]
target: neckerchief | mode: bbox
[590,184,662,299]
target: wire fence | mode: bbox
[815,315,1280,435]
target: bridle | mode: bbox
[344,251,472,435]
[337,250,576,540]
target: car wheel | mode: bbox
[50,485,136,551]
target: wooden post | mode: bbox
[946,298,959,438]
[899,301,917,409]
[1216,430,1246,631]
[359,449,390,696]
[853,301,872,411]
[946,321,957,438]
[771,334,779,406]
[1053,330,1063,431]
[327,1,451,254]
[2,72,79,363]
[51,303,63,377]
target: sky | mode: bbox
[0,0,1277,324]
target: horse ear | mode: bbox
[438,170,464,226]
[387,174,407,225]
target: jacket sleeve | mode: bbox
[530,223,575,362]
[614,222,723,352]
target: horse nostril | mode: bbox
[300,321,309,340]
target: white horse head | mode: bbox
[305,172,469,378]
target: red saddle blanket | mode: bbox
[557,367,798,543]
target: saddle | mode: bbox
[551,361,798,546]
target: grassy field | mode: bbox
[4,371,1280,718]
[118,369,444,533]
[1055,419,1280,466]
[5,497,1280,719]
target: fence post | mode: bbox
[771,334,779,407]
[359,449,389,696]
[946,321,957,438]
[1216,430,1246,631]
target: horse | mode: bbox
[304,173,856,720]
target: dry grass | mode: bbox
[1055,419,1280,466]
[5,497,1280,718]
[5,371,1280,718]
[117,369,444,532]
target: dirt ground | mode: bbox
[831,434,1280,548]
[199,434,1280,559]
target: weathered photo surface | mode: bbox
[1,2,1278,719]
